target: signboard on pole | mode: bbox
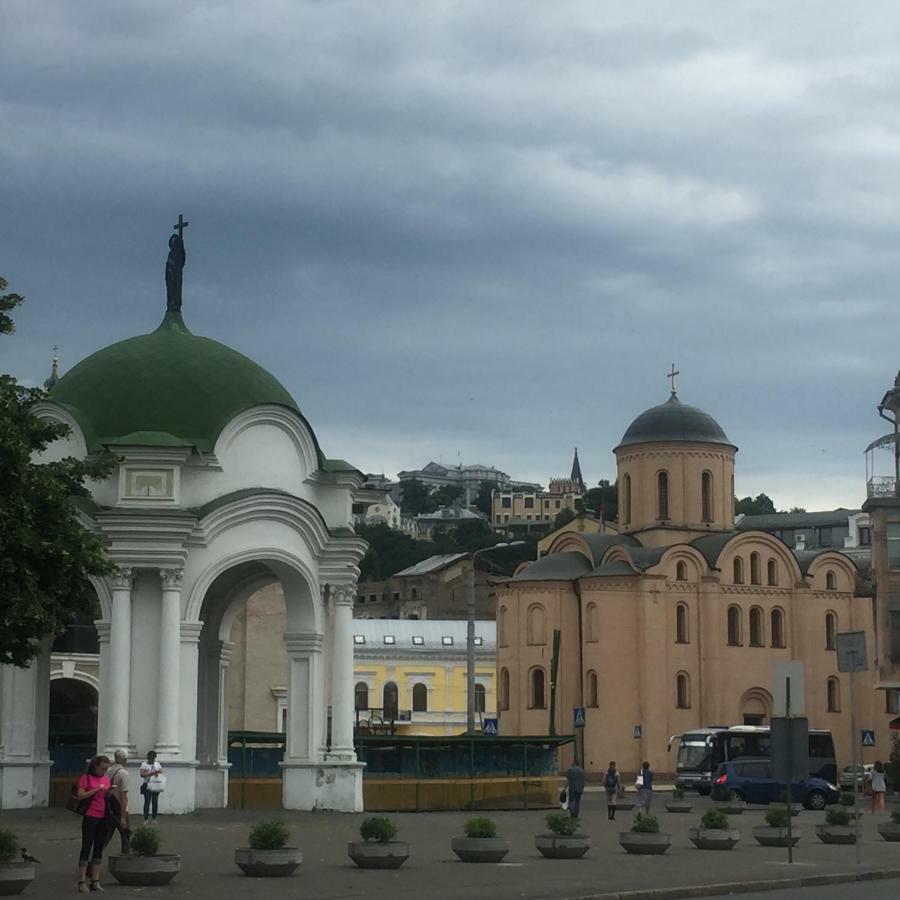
[861,729,875,747]
[482,718,498,736]
[836,631,868,673]
[772,717,809,783]
[773,661,806,717]
[573,707,586,729]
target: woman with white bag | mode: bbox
[139,750,164,824]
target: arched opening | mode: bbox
[382,682,399,721]
[676,672,690,708]
[676,603,689,644]
[527,604,546,645]
[749,606,764,647]
[825,612,837,650]
[530,668,546,709]
[827,677,841,712]
[412,683,428,713]
[586,671,599,707]
[499,668,510,711]
[498,606,508,646]
[727,605,742,645]
[355,682,369,711]
[740,688,772,725]
[750,552,761,585]
[676,561,688,581]
[701,471,713,522]
[657,471,669,520]
[767,559,778,586]
[474,683,486,714]
[623,474,632,526]
[733,557,744,584]
[585,602,598,642]
[49,678,98,806]
[771,608,785,648]
[826,570,837,591]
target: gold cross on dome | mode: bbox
[668,364,679,395]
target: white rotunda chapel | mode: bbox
[0,229,368,812]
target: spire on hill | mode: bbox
[570,447,586,493]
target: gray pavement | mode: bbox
[708,884,897,899]
[2,791,899,899]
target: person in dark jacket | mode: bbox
[566,759,585,818]
[636,761,654,812]
[604,761,621,820]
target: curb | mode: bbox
[553,867,900,900]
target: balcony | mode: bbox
[867,476,897,499]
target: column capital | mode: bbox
[160,568,184,590]
[331,584,357,608]
[110,568,133,590]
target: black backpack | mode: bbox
[605,770,618,789]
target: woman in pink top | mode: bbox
[76,755,111,893]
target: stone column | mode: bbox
[106,568,134,752]
[328,584,357,760]
[94,622,111,753]
[156,569,183,755]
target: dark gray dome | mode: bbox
[616,394,734,450]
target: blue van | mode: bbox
[711,758,839,810]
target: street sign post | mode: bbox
[482,718,498,736]
[573,707,586,729]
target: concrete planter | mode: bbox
[108,854,181,886]
[713,802,745,815]
[234,847,302,877]
[877,823,900,842]
[664,800,693,813]
[619,832,671,855]
[534,833,590,859]
[688,827,741,850]
[347,841,410,869]
[752,826,801,847]
[815,824,857,845]
[614,798,636,811]
[0,862,35,896]
[451,837,510,863]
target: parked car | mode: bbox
[838,764,874,792]
[711,758,839,810]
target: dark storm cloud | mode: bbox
[3,1,900,508]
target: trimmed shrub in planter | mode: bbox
[109,826,180,886]
[815,807,858,845]
[619,812,671,855]
[235,821,302,877]
[452,817,509,863]
[349,817,410,869]
[665,786,693,813]
[535,811,590,859]
[753,805,801,848]
[877,811,900,843]
[689,808,741,850]
[0,829,35,896]
[713,792,745,815]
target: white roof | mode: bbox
[392,553,468,577]
[351,618,496,651]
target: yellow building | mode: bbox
[227,584,496,736]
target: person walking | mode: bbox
[75,755,112,894]
[139,751,163,824]
[604,761,621,820]
[565,758,585,819]
[636,761,654,812]
[871,760,887,814]
[106,750,131,854]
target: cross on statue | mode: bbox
[52,344,59,356]
[668,364,679,395]
[173,214,189,240]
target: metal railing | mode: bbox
[867,476,897,498]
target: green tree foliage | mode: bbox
[553,508,576,530]
[584,478,618,521]
[431,484,463,509]
[0,278,114,666]
[399,478,434,515]
[473,480,497,517]
[735,493,777,516]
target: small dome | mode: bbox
[49,311,303,453]
[616,394,734,450]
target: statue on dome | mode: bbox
[165,214,188,311]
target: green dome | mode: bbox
[51,311,303,453]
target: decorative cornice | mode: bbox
[160,568,184,590]
[616,446,733,464]
[722,585,792,596]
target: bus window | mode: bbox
[808,732,837,782]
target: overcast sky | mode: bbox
[4,1,900,510]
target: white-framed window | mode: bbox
[442,636,453,646]
[474,636,483,646]
[383,635,396,645]
[353,635,365,645]
[411,635,424,646]
[118,466,179,505]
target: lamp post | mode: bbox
[467,541,526,735]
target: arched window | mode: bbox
[767,559,778,586]
[355,682,369,711]
[412,682,428,712]
[585,602,598,642]
[383,682,399,720]
[657,471,669,520]
[827,676,841,712]
[676,672,690,708]
[727,605,742,646]
[498,606,508,646]
[826,570,837,591]
[825,612,837,650]
[676,561,688,581]
[701,471,713,522]
[676,603,689,644]
[750,552,761,585]
[527,604,546,645]
[623,474,632,526]
[530,668,546,709]
[474,683,486,713]
[499,667,510,711]
[586,670,599,707]
[733,557,744,584]
[749,606,764,646]
[771,608,785,648]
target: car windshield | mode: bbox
[677,741,711,771]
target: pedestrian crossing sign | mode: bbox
[861,729,875,747]
[483,718,498,736]
[573,707,586,728]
